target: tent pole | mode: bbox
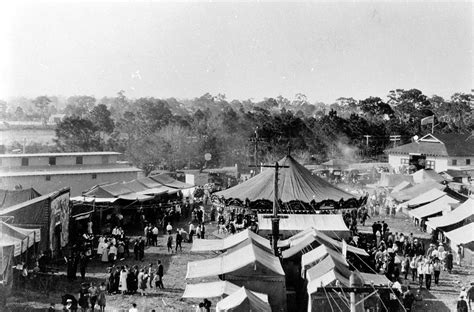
[272,162,279,256]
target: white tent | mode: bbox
[301,244,348,278]
[191,229,271,252]
[426,198,474,231]
[444,223,474,250]
[182,281,268,302]
[257,214,350,239]
[216,287,271,312]
[400,188,446,208]
[408,195,459,221]
[391,181,413,193]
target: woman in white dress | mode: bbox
[97,236,106,257]
[119,267,128,294]
[101,241,109,263]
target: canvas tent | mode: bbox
[391,181,413,193]
[191,229,271,252]
[0,222,41,257]
[377,173,414,188]
[149,173,194,189]
[400,188,446,208]
[257,214,350,239]
[408,195,460,221]
[0,188,69,254]
[444,223,474,250]
[278,228,368,257]
[411,169,445,184]
[426,198,474,231]
[390,181,444,202]
[0,188,41,209]
[215,287,272,312]
[214,155,363,211]
[186,242,286,312]
[301,244,348,278]
[182,281,268,302]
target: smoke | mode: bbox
[335,140,360,163]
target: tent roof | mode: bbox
[0,188,41,209]
[136,177,163,188]
[377,173,414,188]
[301,244,348,268]
[390,181,445,202]
[307,269,350,295]
[70,196,117,203]
[306,254,351,282]
[411,169,445,184]
[257,214,349,234]
[0,189,65,216]
[444,223,474,246]
[84,183,133,198]
[401,188,446,207]
[118,193,154,202]
[279,228,368,257]
[214,155,354,203]
[191,229,271,252]
[137,185,177,196]
[0,222,41,257]
[149,173,194,189]
[216,287,272,312]
[121,180,150,193]
[186,242,284,279]
[426,198,474,230]
[182,281,268,302]
[391,181,413,193]
[408,195,459,220]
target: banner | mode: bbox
[49,191,70,251]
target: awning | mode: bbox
[149,173,194,189]
[71,204,95,219]
[137,186,172,196]
[216,287,271,312]
[191,229,271,252]
[301,245,348,277]
[426,198,474,230]
[118,193,154,202]
[408,195,459,220]
[182,281,268,303]
[70,196,118,203]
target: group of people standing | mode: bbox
[106,260,165,297]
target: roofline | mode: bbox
[0,187,70,215]
[0,152,122,158]
[0,167,142,177]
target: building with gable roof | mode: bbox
[385,133,474,173]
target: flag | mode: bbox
[421,115,435,126]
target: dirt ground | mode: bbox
[6,214,473,312]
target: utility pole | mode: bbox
[389,135,401,148]
[251,161,289,256]
[248,127,266,176]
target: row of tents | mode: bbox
[376,171,473,264]
[184,228,391,312]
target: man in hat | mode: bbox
[457,295,468,312]
[467,282,474,310]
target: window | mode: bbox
[426,160,435,170]
[92,173,97,179]
[49,157,56,166]
[452,159,457,166]
[76,156,83,165]
[467,159,471,165]
[21,157,29,166]
[45,175,51,181]
[400,158,409,165]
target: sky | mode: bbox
[1,1,472,103]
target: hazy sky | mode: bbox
[1,1,472,103]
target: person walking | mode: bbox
[176,231,183,252]
[78,283,90,312]
[88,282,99,312]
[423,259,433,290]
[467,282,474,311]
[417,258,424,289]
[137,269,146,296]
[167,235,173,253]
[138,237,145,261]
[156,260,164,289]
[446,250,454,273]
[410,256,418,282]
[152,225,159,246]
[433,259,441,285]
[166,222,173,235]
[97,282,107,312]
[201,223,206,239]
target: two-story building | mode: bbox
[385,133,474,173]
[0,152,142,196]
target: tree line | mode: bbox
[2,89,472,174]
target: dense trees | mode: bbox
[2,89,472,172]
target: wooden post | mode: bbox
[272,161,279,256]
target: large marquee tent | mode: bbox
[426,198,474,231]
[191,229,271,253]
[214,155,365,212]
[408,195,460,221]
[215,287,272,312]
